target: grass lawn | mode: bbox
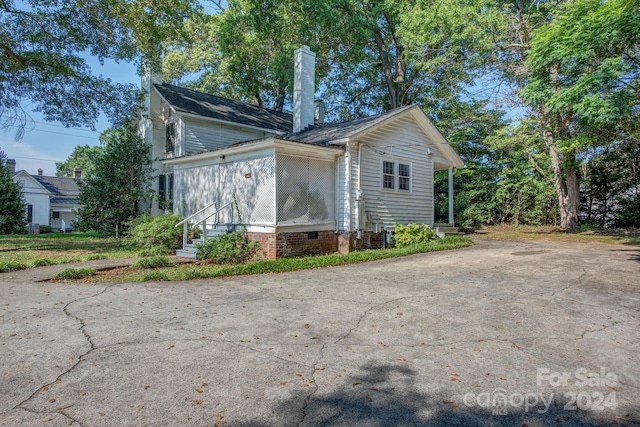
[49,236,474,283]
[473,225,640,245]
[0,232,138,272]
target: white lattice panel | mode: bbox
[277,155,335,224]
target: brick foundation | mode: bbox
[338,231,384,253]
[247,231,338,260]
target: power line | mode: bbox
[6,155,61,163]
[29,128,100,140]
[32,121,100,133]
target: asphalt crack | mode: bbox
[12,283,118,419]
[297,342,326,427]
[13,396,82,426]
[334,296,429,345]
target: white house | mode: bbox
[140,46,464,259]
[11,165,82,231]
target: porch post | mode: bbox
[448,166,454,225]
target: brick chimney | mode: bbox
[6,159,16,174]
[38,168,43,176]
[73,167,82,180]
[293,45,316,133]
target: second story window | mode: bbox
[165,122,175,153]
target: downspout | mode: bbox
[448,166,457,225]
[335,152,340,233]
[345,142,352,233]
[356,143,363,239]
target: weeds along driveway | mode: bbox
[0,239,639,426]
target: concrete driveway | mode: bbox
[1,239,639,426]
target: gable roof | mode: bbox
[281,105,416,146]
[154,83,293,133]
[283,105,464,168]
[32,175,79,198]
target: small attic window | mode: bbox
[165,122,175,153]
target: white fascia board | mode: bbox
[347,105,418,142]
[12,171,51,194]
[273,139,343,160]
[327,138,350,146]
[410,108,465,169]
[162,138,276,166]
[152,87,179,118]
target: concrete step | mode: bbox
[434,224,465,236]
[176,249,197,259]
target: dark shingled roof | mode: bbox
[154,83,293,133]
[32,176,79,198]
[51,198,80,205]
[282,105,416,146]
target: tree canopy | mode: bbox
[75,123,154,237]
[0,0,198,139]
[55,144,103,179]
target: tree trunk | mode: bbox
[544,129,580,229]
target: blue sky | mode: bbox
[2,59,139,176]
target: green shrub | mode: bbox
[138,247,169,257]
[85,254,107,261]
[126,214,193,251]
[0,261,29,273]
[394,223,437,247]
[137,271,170,281]
[53,268,96,280]
[196,231,262,264]
[132,256,171,269]
[30,258,56,267]
[39,225,53,234]
[579,220,601,231]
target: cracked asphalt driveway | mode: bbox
[1,239,639,426]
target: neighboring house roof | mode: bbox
[32,176,80,198]
[50,198,80,205]
[281,105,416,146]
[154,83,293,133]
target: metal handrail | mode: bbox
[177,201,234,249]
[175,201,218,228]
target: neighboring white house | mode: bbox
[140,46,464,259]
[11,166,82,231]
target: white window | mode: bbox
[165,123,175,153]
[381,160,411,192]
[383,161,395,189]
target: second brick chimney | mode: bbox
[73,167,82,180]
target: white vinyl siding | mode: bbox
[350,115,436,228]
[182,117,270,155]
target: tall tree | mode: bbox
[55,145,103,179]
[485,0,639,228]
[75,124,153,237]
[164,0,494,120]
[0,148,25,234]
[1,0,197,139]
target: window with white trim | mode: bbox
[398,163,410,190]
[381,160,411,192]
[165,122,175,153]
[383,161,395,189]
